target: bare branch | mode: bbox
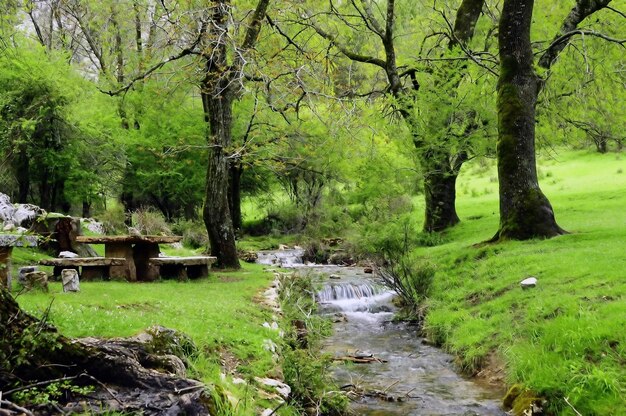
[539,0,614,69]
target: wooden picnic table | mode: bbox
[0,234,38,288]
[75,235,182,282]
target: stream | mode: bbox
[257,250,506,415]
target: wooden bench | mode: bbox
[39,257,126,280]
[149,256,216,280]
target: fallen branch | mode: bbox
[333,353,388,364]
[0,400,34,416]
[564,397,583,416]
[2,375,79,396]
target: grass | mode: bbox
[13,261,299,415]
[411,150,626,415]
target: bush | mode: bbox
[172,219,209,249]
[96,205,126,234]
[377,255,436,306]
[132,209,171,235]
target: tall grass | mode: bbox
[415,150,626,414]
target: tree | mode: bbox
[290,0,490,232]
[492,0,618,240]
[199,0,270,268]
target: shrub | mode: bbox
[132,208,171,235]
[377,255,436,306]
[96,205,126,234]
[172,219,209,249]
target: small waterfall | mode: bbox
[317,281,395,314]
[317,282,384,302]
[256,249,305,267]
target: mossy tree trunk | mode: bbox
[202,77,240,268]
[200,0,270,268]
[419,0,483,233]
[493,0,566,240]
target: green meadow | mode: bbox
[11,150,626,415]
[15,264,297,415]
[416,150,626,415]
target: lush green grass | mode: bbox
[412,150,626,415]
[14,262,297,415]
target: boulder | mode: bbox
[239,251,259,263]
[62,269,80,292]
[18,266,37,286]
[59,251,79,258]
[520,277,537,289]
[23,271,48,292]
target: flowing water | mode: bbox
[258,250,506,415]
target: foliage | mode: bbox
[131,208,172,236]
[278,272,348,415]
[172,219,210,249]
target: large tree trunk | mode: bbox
[492,0,566,240]
[415,0,484,233]
[202,86,240,269]
[422,150,461,232]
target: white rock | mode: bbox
[12,205,37,224]
[232,377,247,385]
[520,277,537,288]
[59,251,79,258]
[255,377,291,399]
[262,339,278,353]
[3,223,15,231]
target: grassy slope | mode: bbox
[14,262,294,415]
[413,151,625,415]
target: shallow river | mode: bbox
[258,250,506,416]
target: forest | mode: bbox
[0,0,625,415]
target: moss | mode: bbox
[503,384,545,416]
[503,384,523,409]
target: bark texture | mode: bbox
[493,0,566,240]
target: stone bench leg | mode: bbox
[187,264,208,279]
[81,265,110,281]
[160,264,188,281]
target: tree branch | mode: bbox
[539,0,614,69]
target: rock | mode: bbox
[328,251,353,265]
[255,377,291,400]
[18,266,37,286]
[239,251,258,263]
[3,223,15,232]
[363,266,374,274]
[23,271,48,292]
[12,204,43,226]
[520,277,537,289]
[62,269,80,292]
[329,274,341,280]
[59,250,79,258]
[0,193,15,223]
[83,219,105,235]
[278,244,289,250]
[332,313,347,323]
